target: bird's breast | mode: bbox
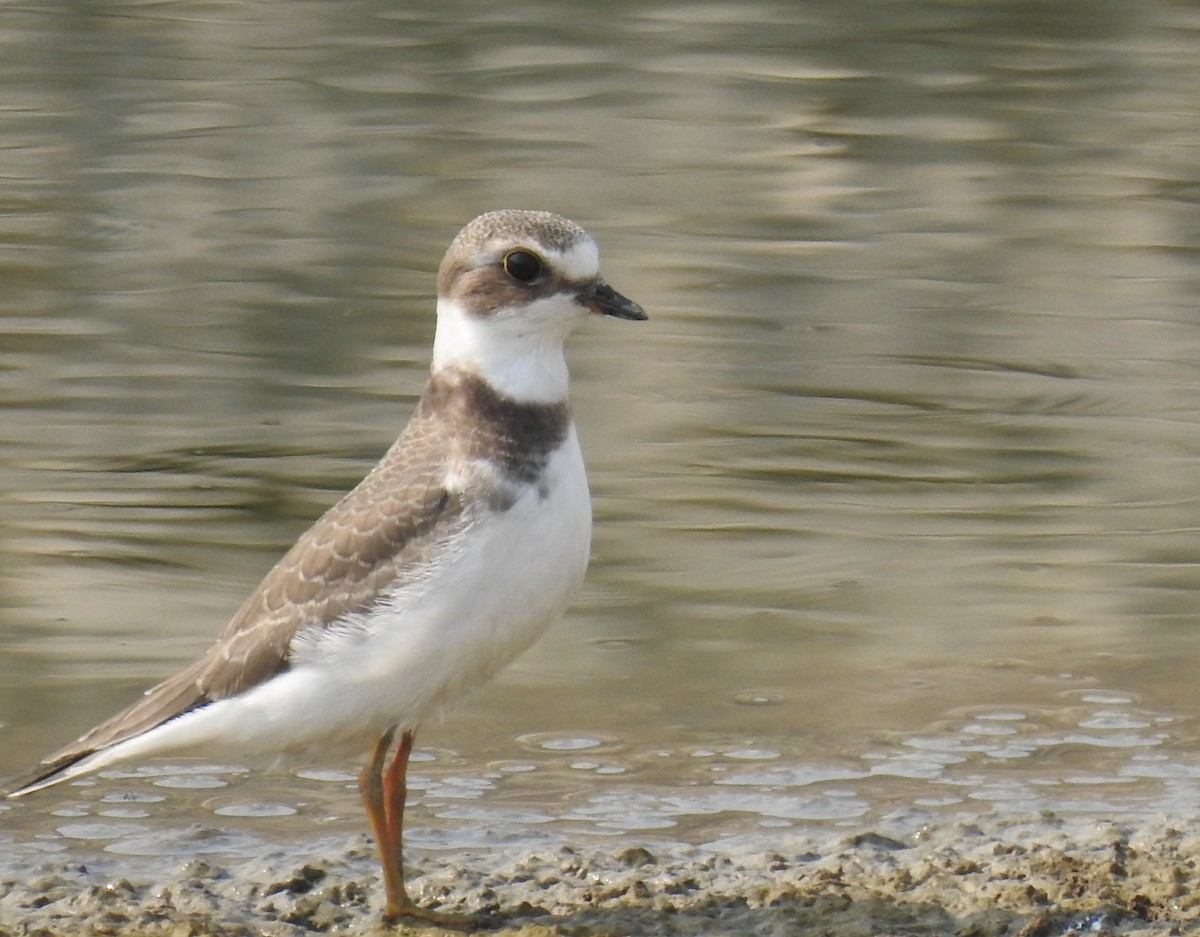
[286,428,592,734]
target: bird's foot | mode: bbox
[384,900,487,931]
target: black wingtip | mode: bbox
[2,751,94,799]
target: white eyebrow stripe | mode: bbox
[545,238,600,281]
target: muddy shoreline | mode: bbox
[2,811,1197,936]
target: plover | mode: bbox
[4,209,646,927]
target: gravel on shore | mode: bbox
[2,811,1199,936]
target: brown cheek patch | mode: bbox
[444,264,589,319]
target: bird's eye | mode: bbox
[503,250,542,283]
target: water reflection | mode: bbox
[2,0,1200,861]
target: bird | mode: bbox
[3,209,646,927]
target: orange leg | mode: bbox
[359,728,481,929]
[358,728,402,906]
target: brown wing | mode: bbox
[4,399,465,796]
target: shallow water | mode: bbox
[3,0,1200,861]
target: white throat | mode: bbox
[431,297,578,403]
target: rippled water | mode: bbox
[3,0,1200,861]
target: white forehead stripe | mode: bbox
[546,238,600,281]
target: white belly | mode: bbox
[78,431,593,771]
[341,431,595,730]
